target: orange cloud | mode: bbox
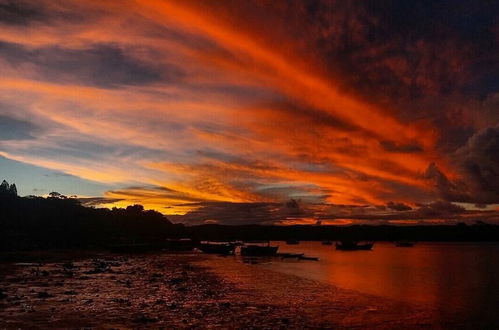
[0,0,466,221]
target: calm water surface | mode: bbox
[258,241,499,325]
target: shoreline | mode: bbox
[1,251,452,328]
[1,251,312,328]
[196,256,444,329]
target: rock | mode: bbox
[133,315,158,323]
[112,298,129,304]
[0,291,7,299]
[169,277,185,285]
[37,291,53,298]
[62,262,75,269]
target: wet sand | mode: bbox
[1,252,443,329]
[197,257,442,329]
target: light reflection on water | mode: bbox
[256,241,499,323]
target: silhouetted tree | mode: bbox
[0,181,180,250]
[8,183,17,196]
[126,204,144,213]
[0,180,9,194]
[0,180,17,196]
[49,191,67,199]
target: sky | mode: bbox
[0,0,498,225]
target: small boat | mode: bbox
[241,241,279,256]
[299,256,319,261]
[285,239,299,245]
[198,241,236,255]
[321,240,333,245]
[335,240,374,251]
[394,240,416,247]
[277,252,304,259]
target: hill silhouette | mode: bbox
[0,180,183,251]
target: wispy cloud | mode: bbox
[1,0,498,223]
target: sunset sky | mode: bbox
[1,0,498,225]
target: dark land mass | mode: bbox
[1,181,499,252]
[185,222,499,243]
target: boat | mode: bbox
[335,240,374,251]
[394,240,416,247]
[241,241,279,256]
[277,252,304,259]
[299,256,319,261]
[321,240,333,245]
[198,241,236,255]
[285,239,299,245]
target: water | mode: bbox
[256,241,499,326]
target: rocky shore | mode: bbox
[1,251,440,329]
[0,252,307,328]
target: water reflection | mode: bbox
[253,241,499,325]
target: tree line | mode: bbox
[0,180,183,251]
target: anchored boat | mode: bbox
[335,240,374,251]
[241,241,279,256]
[198,241,236,255]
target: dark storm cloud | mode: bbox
[0,42,179,88]
[293,0,499,156]
[386,201,412,211]
[318,200,466,221]
[413,200,466,217]
[425,125,499,204]
[454,125,499,203]
[169,199,310,225]
[0,114,38,140]
[0,0,106,29]
[424,163,470,202]
[316,0,498,98]
[171,199,498,225]
[78,196,123,207]
[0,0,46,26]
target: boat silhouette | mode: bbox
[241,241,279,256]
[335,240,374,251]
[198,241,236,255]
